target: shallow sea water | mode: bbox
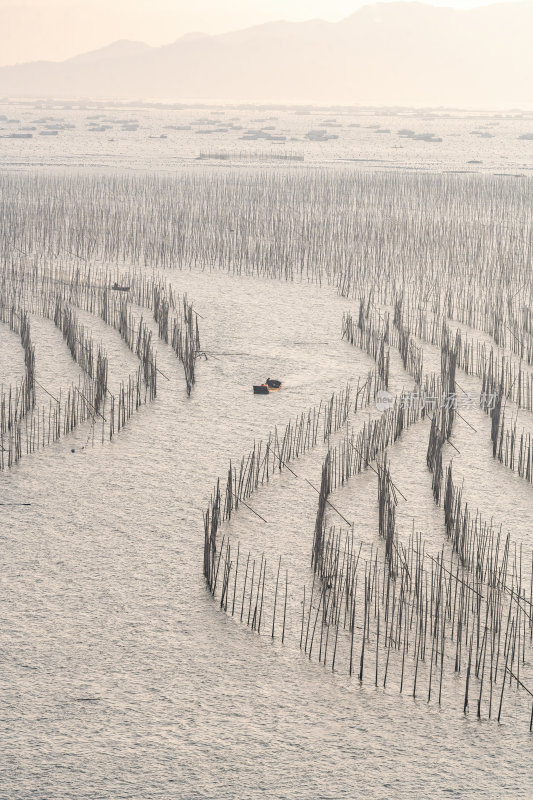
[1,120,533,798]
[2,100,533,176]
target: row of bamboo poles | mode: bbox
[487,393,533,483]
[2,172,532,727]
[6,228,533,418]
[4,263,203,397]
[205,409,533,728]
[354,291,533,493]
[403,296,533,413]
[204,381,364,591]
[203,391,533,727]
[343,300,426,390]
[1,173,532,402]
[128,275,203,394]
[0,257,211,473]
[307,518,533,725]
[2,172,530,306]
[0,302,36,420]
[0,273,162,470]
[202,291,533,727]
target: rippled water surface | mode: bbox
[1,122,533,799]
[1,268,532,799]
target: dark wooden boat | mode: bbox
[253,379,282,394]
[112,282,130,291]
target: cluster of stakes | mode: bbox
[203,281,533,729]
[0,259,203,470]
[1,170,533,729]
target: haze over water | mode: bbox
[2,101,533,175]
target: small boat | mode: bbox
[253,378,282,394]
[112,282,130,291]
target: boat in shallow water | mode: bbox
[253,378,282,394]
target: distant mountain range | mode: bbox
[1,2,532,107]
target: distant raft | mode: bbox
[253,378,282,394]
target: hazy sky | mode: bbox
[0,0,519,66]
